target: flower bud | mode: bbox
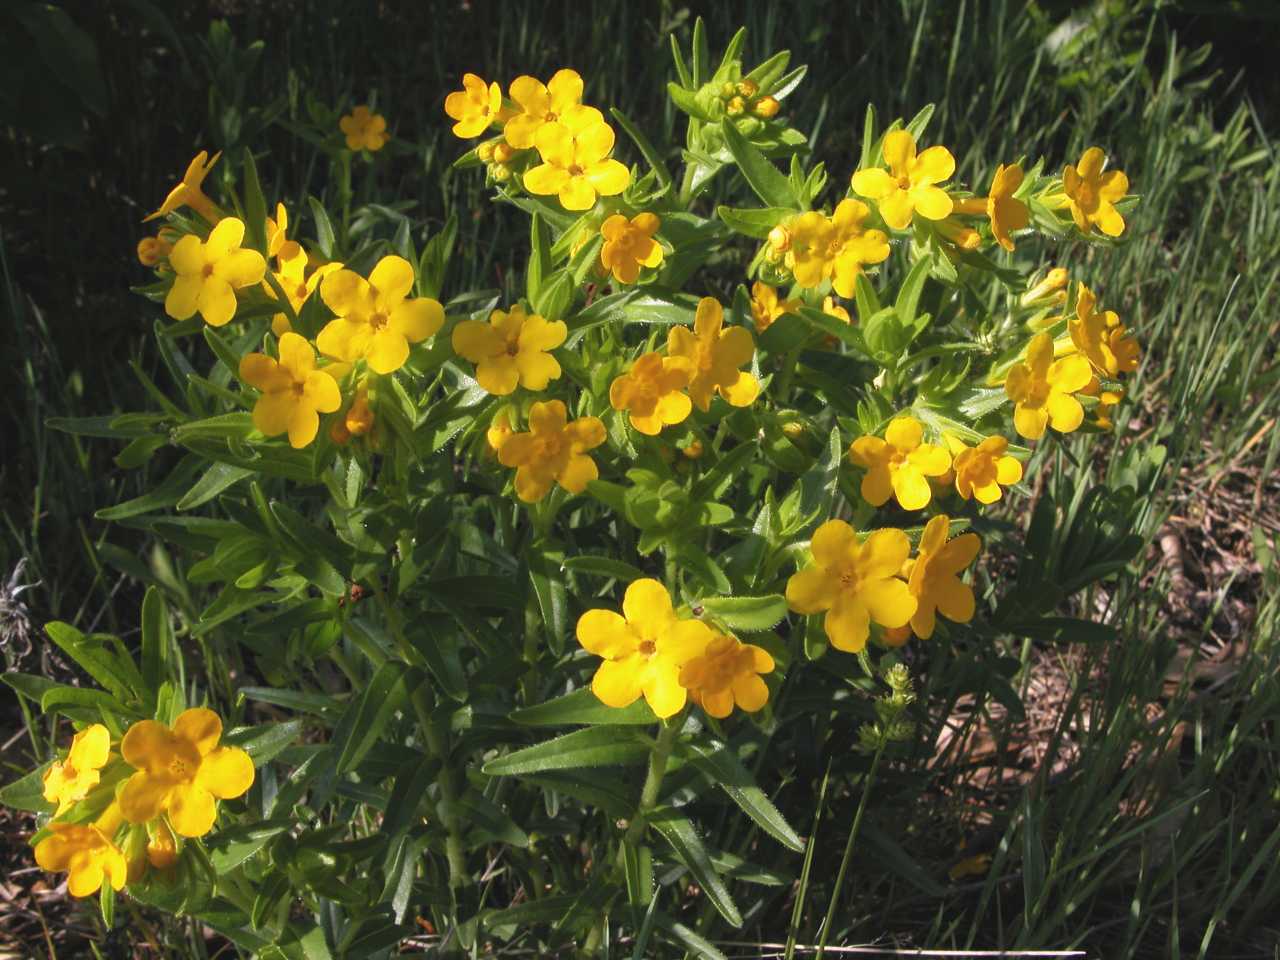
[476,141,497,163]
[720,82,736,98]
[753,96,780,119]
[491,164,512,182]
[767,224,791,254]
[726,96,746,117]
[1021,267,1070,307]
[493,142,516,164]
[682,439,704,460]
[736,79,759,98]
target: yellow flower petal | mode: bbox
[622,579,672,634]
[577,609,634,657]
[592,657,644,708]
[167,782,217,837]
[194,746,255,799]
[173,708,223,755]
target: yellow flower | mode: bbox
[119,708,255,838]
[146,820,178,870]
[451,304,567,395]
[823,296,851,324]
[905,515,980,639]
[317,255,444,374]
[523,105,630,211]
[265,253,344,337]
[1021,267,1069,308]
[34,823,127,898]
[781,211,833,288]
[504,69,584,149]
[164,217,267,327]
[749,281,799,333]
[137,229,176,267]
[678,632,774,719]
[609,352,694,435]
[144,150,221,223]
[1062,146,1128,237]
[487,404,516,454]
[42,724,110,814]
[667,296,760,411]
[754,95,780,119]
[849,416,952,511]
[948,434,1023,504]
[785,520,917,654]
[497,399,606,502]
[576,579,715,718]
[239,332,342,448]
[445,74,504,139]
[600,212,663,284]
[1004,332,1093,440]
[851,130,955,230]
[1095,388,1124,429]
[1068,284,1140,378]
[340,105,389,152]
[828,199,891,297]
[953,164,1029,252]
[265,203,302,265]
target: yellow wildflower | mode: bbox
[42,724,110,813]
[749,281,800,333]
[785,520,917,654]
[667,296,760,411]
[600,212,663,284]
[1062,146,1128,237]
[523,105,630,211]
[1095,388,1124,429]
[239,332,341,448]
[1004,332,1093,440]
[948,434,1023,504]
[1068,284,1140,378]
[829,199,892,297]
[451,304,567,395]
[576,579,715,719]
[266,253,343,337]
[144,150,221,223]
[137,229,176,267]
[935,218,982,250]
[754,95,780,119]
[119,707,255,838]
[317,255,444,374]
[782,211,833,288]
[905,515,980,639]
[1021,267,1069,308]
[953,164,1029,252]
[265,203,302,265]
[164,217,267,327]
[445,74,505,138]
[34,822,127,898]
[340,105,389,152]
[679,632,774,719]
[823,296,851,324]
[487,404,516,454]
[851,130,955,230]
[609,352,693,435]
[849,416,952,511]
[504,69,584,149]
[497,399,606,502]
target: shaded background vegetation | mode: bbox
[2,0,1278,956]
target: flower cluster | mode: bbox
[32,711,253,898]
[577,579,774,719]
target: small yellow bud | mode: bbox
[720,82,736,98]
[682,439,704,459]
[493,142,516,164]
[1021,267,1070,307]
[768,224,791,254]
[736,79,759,98]
[753,96,780,119]
[726,96,746,117]
[491,164,512,182]
[476,141,497,163]
[781,420,805,440]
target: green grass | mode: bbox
[2,1,1278,957]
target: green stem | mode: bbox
[338,150,353,250]
[816,741,886,959]
[624,720,680,847]
[410,684,468,888]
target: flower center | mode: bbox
[201,263,215,278]
[897,175,912,191]
[369,311,389,331]
[638,639,656,657]
[568,164,584,176]
[167,756,191,780]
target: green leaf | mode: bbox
[527,212,551,305]
[794,306,866,351]
[404,622,467,702]
[0,764,53,812]
[207,820,290,874]
[678,740,804,851]
[720,119,797,208]
[561,555,647,582]
[697,595,788,632]
[653,912,728,960]
[242,147,268,256]
[716,204,792,239]
[528,542,569,656]
[895,253,933,327]
[308,196,336,259]
[382,755,439,836]
[47,415,157,439]
[44,622,140,701]
[223,720,304,764]
[610,108,672,192]
[648,806,743,927]
[140,586,172,694]
[177,462,255,511]
[483,726,649,776]
[510,688,658,726]
[332,662,418,776]
[457,789,530,848]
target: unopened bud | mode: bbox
[1021,267,1070,307]
[682,439,704,459]
[476,141,497,163]
[736,79,759,98]
[726,96,746,117]
[493,142,516,164]
[768,224,791,253]
[491,164,512,182]
[720,82,736,98]
[753,95,780,119]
